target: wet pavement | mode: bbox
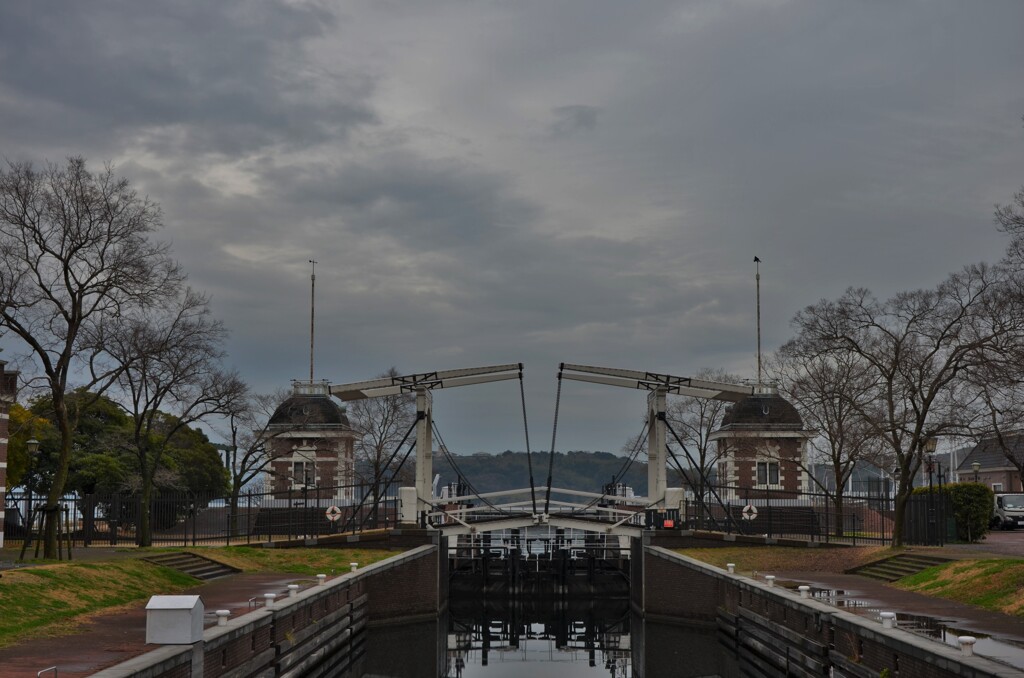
[770,531,1024,670]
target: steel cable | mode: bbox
[543,372,563,515]
[519,373,538,516]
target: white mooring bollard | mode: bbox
[798,585,810,599]
[765,575,775,587]
[350,562,359,572]
[263,593,277,609]
[958,636,977,657]
[216,609,230,626]
[880,612,897,629]
[726,563,735,574]
[317,574,327,586]
[288,584,299,598]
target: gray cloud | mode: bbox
[1,0,1023,453]
[0,1,375,157]
[549,105,602,138]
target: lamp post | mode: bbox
[924,438,938,545]
[972,461,981,483]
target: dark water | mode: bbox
[358,597,739,678]
[446,598,633,677]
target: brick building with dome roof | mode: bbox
[709,384,813,498]
[267,381,357,502]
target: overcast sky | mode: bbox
[2,1,1023,454]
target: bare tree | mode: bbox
[218,388,293,530]
[963,364,1024,483]
[960,269,1024,485]
[771,345,886,535]
[347,367,416,513]
[791,263,1023,545]
[108,288,244,545]
[996,187,1024,265]
[665,368,740,503]
[0,157,182,556]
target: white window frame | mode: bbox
[292,460,316,489]
[756,461,780,487]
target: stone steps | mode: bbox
[143,551,239,580]
[847,553,951,582]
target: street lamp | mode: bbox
[923,438,937,545]
[972,461,981,483]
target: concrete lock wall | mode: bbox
[92,544,444,678]
[639,545,1014,678]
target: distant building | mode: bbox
[958,434,1024,493]
[811,460,893,496]
[266,381,357,503]
[709,384,813,498]
[0,362,18,548]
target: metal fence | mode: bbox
[681,484,953,546]
[3,480,401,549]
[3,480,958,550]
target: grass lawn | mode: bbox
[0,559,198,648]
[150,545,397,576]
[678,545,889,575]
[681,546,1024,617]
[896,558,1024,616]
[0,545,398,648]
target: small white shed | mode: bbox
[145,595,204,644]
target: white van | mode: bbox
[992,493,1024,530]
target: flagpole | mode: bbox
[309,259,317,383]
[755,256,762,386]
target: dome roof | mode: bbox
[719,393,803,430]
[268,393,350,429]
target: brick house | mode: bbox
[709,384,812,499]
[266,381,357,503]
[0,361,18,548]
[958,434,1024,493]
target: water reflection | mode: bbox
[445,598,632,677]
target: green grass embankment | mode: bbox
[0,559,198,647]
[177,545,396,575]
[896,559,1024,616]
[0,546,397,647]
[678,545,888,575]
[681,546,1024,617]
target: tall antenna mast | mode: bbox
[309,259,317,383]
[754,256,762,385]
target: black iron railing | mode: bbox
[4,480,402,549]
[680,483,952,545]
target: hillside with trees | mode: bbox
[434,450,649,496]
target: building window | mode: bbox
[993,483,1003,493]
[757,462,779,486]
[293,461,315,488]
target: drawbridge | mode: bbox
[329,362,755,540]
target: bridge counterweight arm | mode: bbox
[559,363,752,402]
[331,363,522,401]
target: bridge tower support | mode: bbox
[647,387,668,508]
[415,387,434,519]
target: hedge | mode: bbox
[913,482,992,542]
